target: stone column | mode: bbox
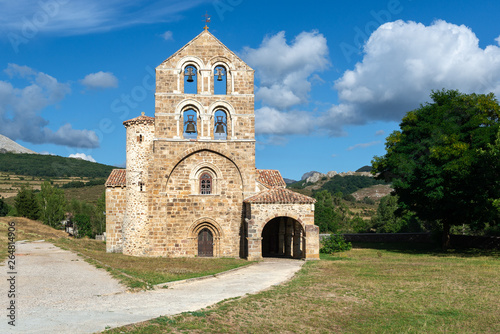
[305,224,320,260]
[293,222,302,259]
[278,217,285,256]
[285,219,293,257]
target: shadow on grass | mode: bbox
[352,242,500,258]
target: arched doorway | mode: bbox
[262,217,305,259]
[198,228,213,257]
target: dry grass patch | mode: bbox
[107,245,500,334]
[0,218,249,290]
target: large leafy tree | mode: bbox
[372,90,500,249]
[38,181,66,228]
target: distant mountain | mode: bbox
[283,178,297,185]
[301,171,320,181]
[0,134,37,154]
[0,152,116,178]
[356,165,372,173]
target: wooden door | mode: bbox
[198,228,213,257]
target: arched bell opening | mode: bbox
[262,217,305,259]
[213,109,228,140]
[184,65,198,94]
[183,108,198,139]
[214,65,227,95]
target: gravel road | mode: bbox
[0,240,303,334]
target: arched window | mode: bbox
[213,109,227,140]
[213,65,227,95]
[183,109,198,139]
[184,65,197,94]
[200,173,212,194]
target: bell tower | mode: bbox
[142,29,258,257]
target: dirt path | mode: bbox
[0,241,303,334]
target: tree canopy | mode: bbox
[372,89,500,248]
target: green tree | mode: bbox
[38,181,66,228]
[93,192,106,236]
[371,194,404,233]
[0,196,10,217]
[314,190,339,233]
[373,90,500,249]
[73,214,92,238]
[14,187,40,220]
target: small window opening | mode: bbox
[183,109,198,139]
[214,66,227,95]
[137,134,143,142]
[214,109,227,140]
[200,173,212,195]
[184,65,197,94]
[139,182,145,192]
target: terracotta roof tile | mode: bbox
[244,187,316,204]
[123,114,155,126]
[105,169,126,187]
[256,169,286,189]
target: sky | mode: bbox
[1,0,500,180]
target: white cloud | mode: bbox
[321,20,500,135]
[242,31,329,110]
[347,141,381,151]
[255,107,315,136]
[0,0,211,37]
[81,71,118,89]
[162,30,173,41]
[69,153,96,162]
[375,130,385,136]
[0,64,99,148]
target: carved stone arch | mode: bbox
[177,56,205,94]
[209,56,234,95]
[174,99,205,138]
[188,218,224,257]
[175,99,205,120]
[208,101,235,139]
[260,213,305,236]
[164,147,244,194]
[188,162,224,195]
[260,214,306,259]
[176,56,205,72]
[209,56,235,70]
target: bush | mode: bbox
[320,234,352,254]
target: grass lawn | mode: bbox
[0,217,249,289]
[107,243,500,333]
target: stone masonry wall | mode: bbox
[246,203,319,260]
[145,149,245,257]
[105,186,126,253]
[122,121,155,256]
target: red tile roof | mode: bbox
[123,114,155,126]
[256,169,286,189]
[244,187,316,204]
[105,169,126,187]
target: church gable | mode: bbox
[158,30,252,72]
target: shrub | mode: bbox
[320,234,352,254]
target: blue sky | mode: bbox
[1,0,499,180]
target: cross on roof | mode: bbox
[203,11,210,31]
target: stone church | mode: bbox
[105,29,319,260]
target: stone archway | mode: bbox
[261,217,305,259]
[188,219,223,257]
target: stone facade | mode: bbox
[105,30,319,260]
